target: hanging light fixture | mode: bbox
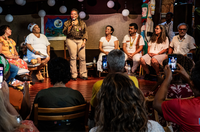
[107,0,114,8]
[5,14,13,22]
[79,3,86,19]
[38,10,46,17]
[78,0,84,2]
[15,0,24,5]
[0,6,3,14]
[47,0,56,7]
[122,1,129,17]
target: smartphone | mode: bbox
[168,54,177,72]
[187,53,193,60]
[102,55,107,70]
[0,64,4,89]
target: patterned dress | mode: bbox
[0,37,27,69]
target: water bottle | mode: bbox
[127,64,131,75]
[93,57,96,64]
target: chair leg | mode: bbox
[46,64,49,78]
[139,64,143,77]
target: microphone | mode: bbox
[72,18,75,26]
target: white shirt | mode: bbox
[25,33,50,61]
[160,21,175,42]
[122,33,145,53]
[89,120,165,132]
[149,37,169,54]
[100,35,118,52]
[170,34,196,55]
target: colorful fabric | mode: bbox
[0,55,10,76]
[14,120,39,132]
[0,37,16,57]
[9,87,23,110]
[7,58,28,69]
[162,97,200,132]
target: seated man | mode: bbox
[153,61,200,131]
[168,23,196,56]
[122,23,144,73]
[90,49,139,123]
[29,57,86,131]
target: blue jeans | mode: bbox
[7,64,19,83]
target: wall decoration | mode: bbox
[43,15,70,40]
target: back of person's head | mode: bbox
[129,23,138,30]
[163,54,194,73]
[48,57,71,85]
[0,25,10,36]
[191,60,200,92]
[107,49,125,72]
[0,90,20,131]
[95,73,148,131]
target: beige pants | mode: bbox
[66,39,87,78]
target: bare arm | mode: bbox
[123,43,129,55]
[134,45,143,54]
[153,65,172,115]
[168,47,173,54]
[14,47,19,56]
[114,40,118,49]
[26,44,40,55]
[99,42,108,55]
[189,49,196,54]
[158,48,168,54]
[47,45,50,56]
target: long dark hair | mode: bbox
[150,25,168,44]
[95,73,148,132]
[0,25,10,36]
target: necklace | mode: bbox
[178,36,185,42]
[3,37,13,55]
[129,36,136,49]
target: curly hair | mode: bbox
[150,25,168,44]
[95,73,148,132]
[0,25,10,36]
[48,57,71,85]
[105,25,114,35]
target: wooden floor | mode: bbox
[29,76,157,105]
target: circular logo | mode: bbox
[54,19,63,28]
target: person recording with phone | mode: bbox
[63,8,88,81]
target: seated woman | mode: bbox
[140,25,169,80]
[90,73,164,132]
[0,25,28,70]
[0,81,38,132]
[97,25,118,72]
[26,23,50,81]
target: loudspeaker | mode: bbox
[173,4,193,34]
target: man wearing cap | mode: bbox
[25,23,50,81]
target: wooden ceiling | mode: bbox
[0,0,143,15]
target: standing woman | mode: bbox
[0,25,28,69]
[97,25,118,72]
[63,8,88,80]
[140,25,169,79]
[26,23,50,81]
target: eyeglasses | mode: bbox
[178,29,187,31]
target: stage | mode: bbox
[29,76,157,106]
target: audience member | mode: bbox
[0,81,38,132]
[123,23,145,73]
[160,12,175,42]
[153,60,200,131]
[90,73,164,132]
[26,23,50,81]
[97,25,118,72]
[29,57,86,131]
[140,25,169,79]
[168,23,196,55]
[0,25,28,69]
[90,49,139,108]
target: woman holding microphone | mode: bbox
[63,8,88,81]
